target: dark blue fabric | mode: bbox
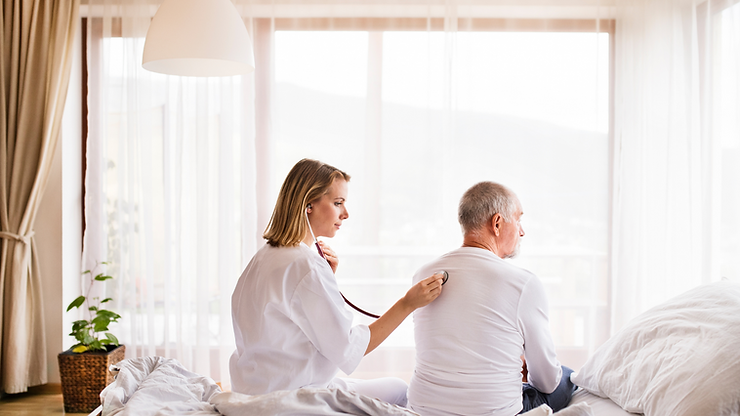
[519,366,577,414]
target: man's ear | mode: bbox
[491,214,502,236]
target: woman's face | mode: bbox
[308,179,349,238]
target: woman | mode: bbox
[229,158,444,406]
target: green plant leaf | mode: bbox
[71,320,89,331]
[83,334,96,345]
[101,298,113,303]
[94,324,110,333]
[97,309,121,320]
[105,333,119,345]
[92,316,111,332]
[94,273,113,281]
[72,345,88,353]
[66,296,85,312]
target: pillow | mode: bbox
[572,280,740,416]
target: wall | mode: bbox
[34,19,83,385]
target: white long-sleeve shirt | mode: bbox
[408,247,561,416]
[229,242,370,395]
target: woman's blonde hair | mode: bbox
[264,159,350,247]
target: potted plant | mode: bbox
[58,261,125,413]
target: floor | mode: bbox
[0,390,94,416]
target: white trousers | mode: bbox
[329,377,409,407]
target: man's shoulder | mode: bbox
[416,247,539,283]
[499,260,537,278]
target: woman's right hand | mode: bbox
[365,273,445,355]
[402,273,444,310]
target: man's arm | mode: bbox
[518,277,561,393]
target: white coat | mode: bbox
[229,242,370,395]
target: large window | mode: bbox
[84,12,613,383]
[271,22,612,377]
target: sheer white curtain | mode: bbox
[716,2,740,283]
[610,0,740,332]
[81,0,259,385]
[81,0,740,387]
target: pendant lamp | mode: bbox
[142,0,255,77]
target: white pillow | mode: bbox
[572,281,740,416]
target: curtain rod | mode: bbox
[79,4,616,19]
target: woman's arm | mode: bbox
[365,274,444,355]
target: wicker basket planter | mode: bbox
[57,345,125,413]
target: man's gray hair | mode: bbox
[458,181,518,235]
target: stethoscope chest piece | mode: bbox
[438,270,449,285]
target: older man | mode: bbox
[408,181,576,416]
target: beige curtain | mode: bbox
[0,0,79,394]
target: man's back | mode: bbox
[408,247,561,416]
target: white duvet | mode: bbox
[100,356,418,416]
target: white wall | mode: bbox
[34,19,83,385]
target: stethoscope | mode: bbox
[305,204,448,319]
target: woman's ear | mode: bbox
[306,203,312,213]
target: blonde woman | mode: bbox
[229,158,444,406]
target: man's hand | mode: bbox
[521,355,528,382]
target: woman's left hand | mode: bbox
[318,241,339,273]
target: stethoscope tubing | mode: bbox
[306,208,381,319]
[305,208,448,319]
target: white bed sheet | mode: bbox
[100,356,418,416]
[100,356,644,416]
[568,389,641,416]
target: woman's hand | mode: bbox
[365,273,444,355]
[318,241,339,273]
[402,273,444,310]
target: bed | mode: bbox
[92,280,740,416]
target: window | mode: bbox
[270,20,612,376]
[84,11,613,383]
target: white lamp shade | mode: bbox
[142,0,255,77]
